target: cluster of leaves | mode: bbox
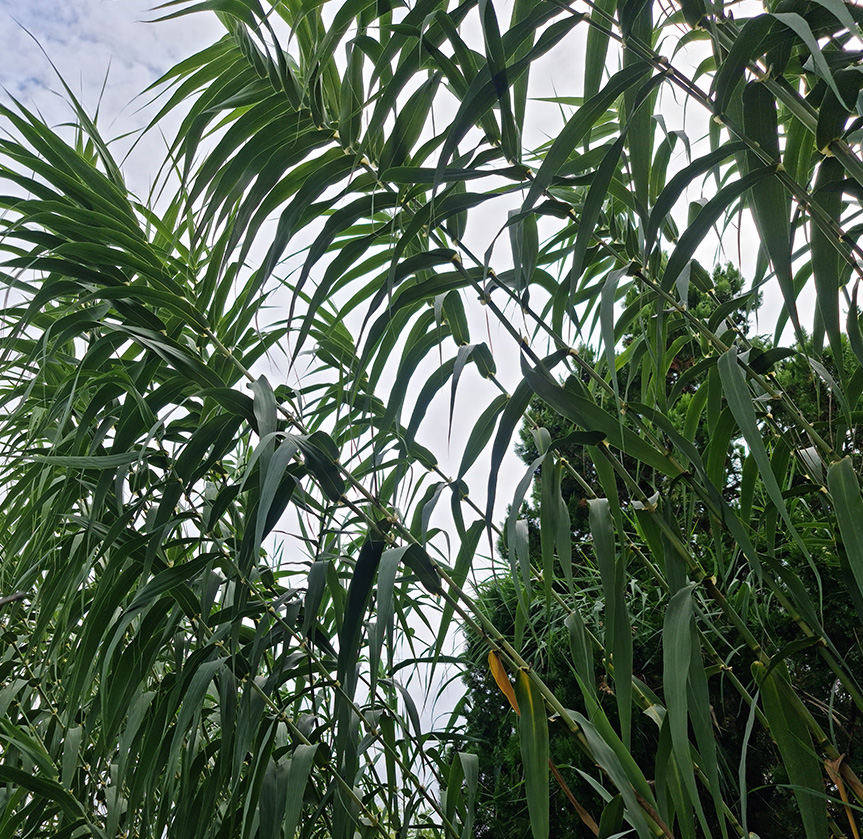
[2,0,863,838]
[459,273,863,837]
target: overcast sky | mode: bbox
[0,0,818,741]
[0,1,800,506]
[0,1,220,147]
[0,0,778,506]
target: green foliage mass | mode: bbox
[458,270,863,836]
[2,1,863,838]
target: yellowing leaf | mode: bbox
[488,650,519,715]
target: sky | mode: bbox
[0,1,805,563]
[0,1,521,539]
[0,0,489,726]
[0,0,772,575]
[0,0,809,705]
[0,0,221,170]
[0,0,767,340]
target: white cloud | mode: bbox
[0,1,221,129]
[0,1,223,196]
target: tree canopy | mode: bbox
[459,270,863,837]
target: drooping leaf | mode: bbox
[514,669,550,839]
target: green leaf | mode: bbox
[282,744,319,837]
[663,167,773,293]
[0,766,86,822]
[718,348,809,561]
[479,0,518,162]
[298,431,346,501]
[458,393,508,480]
[584,0,615,100]
[772,12,852,109]
[590,498,631,749]
[514,670,549,839]
[379,73,442,171]
[399,543,444,596]
[828,457,863,616]
[645,142,746,259]
[742,82,798,338]
[571,138,628,287]
[435,519,484,658]
[510,0,536,130]
[661,584,710,834]
[597,795,625,839]
[811,157,847,366]
[753,661,828,839]
[570,710,653,839]
[487,379,535,522]
[370,548,400,696]
[713,15,774,114]
[334,533,384,838]
[459,751,479,839]
[520,350,676,476]
[434,10,584,187]
[566,610,594,701]
[522,63,652,211]
[254,436,299,551]
[27,451,141,469]
[126,554,218,615]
